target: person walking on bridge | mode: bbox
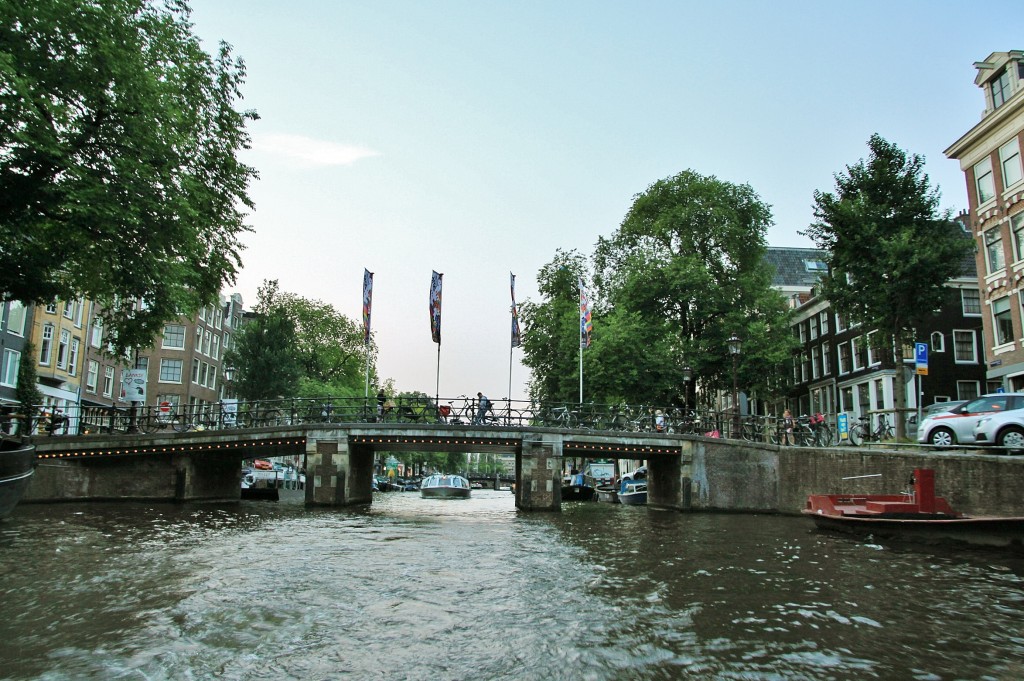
[474,392,491,425]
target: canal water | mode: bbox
[2,491,1024,680]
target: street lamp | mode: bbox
[727,335,742,438]
[682,365,692,413]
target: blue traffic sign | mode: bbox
[915,342,928,376]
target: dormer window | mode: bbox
[992,69,1011,109]
[803,259,827,273]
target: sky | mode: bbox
[185,0,1020,403]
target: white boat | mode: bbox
[618,481,648,505]
[242,465,305,501]
[420,474,471,499]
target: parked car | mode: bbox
[906,400,968,438]
[917,393,1024,446]
[972,410,1024,449]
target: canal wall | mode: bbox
[689,439,1024,516]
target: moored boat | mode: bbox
[241,465,305,501]
[803,468,1024,551]
[420,474,471,499]
[596,486,619,503]
[618,481,648,505]
[0,438,36,518]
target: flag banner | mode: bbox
[429,270,443,344]
[362,269,373,344]
[510,272,521,348]
[579,278,592,348]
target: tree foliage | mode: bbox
[802,134,972,433]
[227,307,302,401]
[592,170,793,405]
[0,0,258,355]
[253,280,375,397]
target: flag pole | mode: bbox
[435,342,441,407]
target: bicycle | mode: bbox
[848,414,894,446]
[137,406,189,434]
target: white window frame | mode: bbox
[819,311,829,336]
[56,329,70,369]
[821,341,831,375]
[5,301,26,336]
[1,349,20,387]
[86,360,99,393]
[838,341,851,375]
[68,337,80,376]
[866,331,881,367]
[1000,138,1023,190]
[812,347,821,379]
[953,329,978,363]
[39,323,54,366]
[851,337,863,371]
[992,69,1011,109]
[976,156,996,205]
[993,296,1014,346]
[162,324,186,349]
[90,318,103,348]
[931,331,945,353]
[160,358,184,384]
[985,225,1005,273]
[961,288,982,316]
[103,366,114,398]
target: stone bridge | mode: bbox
[22,422,1024,516]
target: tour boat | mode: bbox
[420,474,471,499]
[0,439,36,518]
[803,468,1024,551]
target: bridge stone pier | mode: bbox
[305,433,375,507]
[515,436,562,511]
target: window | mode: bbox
[822,341,831,375]
[840,385,854,412]
[56,329,70,369]
[45,302,57,314]
[159,358,184,383]
[866,331,880,366]
[992,69,1011,109]
[852,337,865,370]
[86,360,99,392]
[62,301,73,319]
[953,330,977,362]
[1001,139,1022,189]
[5,301,26,336]
[1012,213,1024,265]
[1,349,19,387]
[835,313,847,333]
[838,342,851,374]
[203,329,212,356]
[819,311,829,336]
[195,326,203,352]
[809,316,818,340]
[90,318,103,347]
[985,226,1005,272]
[103,367,114,398]
[208,366,217,391]
[39,323,54,365]
[976,157,996,204]
[801,352,810,382]
[962,288,982,316]
[957,381,981,401]
[993,297,1014,345]
[804,259,828,272]
[931,331,945,353]
[799,323,806,343]
[73,299,83,326]
[812,348,821,379]
[162,324,186,349]
[192,358,200,383]
[68,338,80,376]
[212,334,220,360]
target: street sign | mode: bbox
[915,342,928,376]
[837,413,849,441]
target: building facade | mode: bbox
[1,301,33,410]
[945,50,1024,391]
[768,247,986,424]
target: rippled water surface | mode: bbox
[2,492,1024,680]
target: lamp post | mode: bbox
[682,365,692,413]
[727,335,742,438]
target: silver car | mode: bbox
[907,400,967,438]
[972,409,1024,449]
[916,393,1024,446]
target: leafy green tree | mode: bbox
[592,170,794,407]
[0,0,258,355]
[15,342,43,428]
[519,250,591,403]
[254,280,372,395]
[802,134,973,436]
[227,307,303,402]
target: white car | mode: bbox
[916,393,1024,446]
[907,400,967,439]
[972,410,1024,449]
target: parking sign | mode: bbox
[915,342,928,376]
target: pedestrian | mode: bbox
[654,409,666,432]
[474,392,491,425]
[781,408,795,445]
[377,389,386,420]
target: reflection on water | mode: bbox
[2,492,1024,680]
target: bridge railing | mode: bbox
[7,397,791,441]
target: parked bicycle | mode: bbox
[848,413,894,446]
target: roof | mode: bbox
[764,247,828,289]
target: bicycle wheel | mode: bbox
[817,424,835,447]
[848,424,864,446]
[883,426,895,441]
[172,414,191,432]
[136,414,155,434]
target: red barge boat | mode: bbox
[803,468,1024,551]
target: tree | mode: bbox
[0,0,258,355]
[253,280,372,395]
[226,284,303,401]
[15,342,43,428]
[592,170,794,407]
[802,134,973,437]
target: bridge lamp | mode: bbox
[682,366,692,412]
[727,335,741,438]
